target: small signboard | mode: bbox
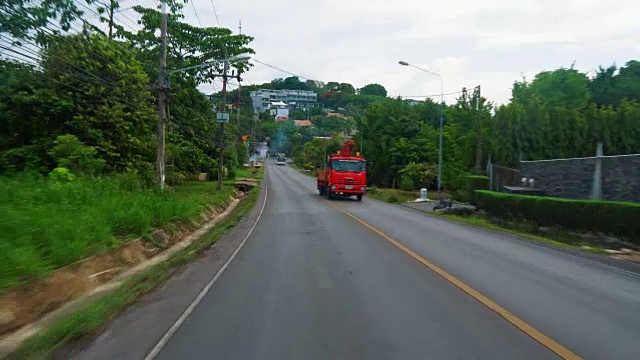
[216,111,230,123]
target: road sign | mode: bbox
[217,111,230,123]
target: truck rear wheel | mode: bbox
[356,194,363,201]
[318,186,324,196]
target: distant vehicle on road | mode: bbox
[317,139,366,201]
[276,155,286,166]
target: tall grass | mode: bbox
[0,175,233,289]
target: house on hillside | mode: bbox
[250,89,318,113]
[270,101,290,118]
[294,119,313,127]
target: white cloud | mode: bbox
[183,0,640,105]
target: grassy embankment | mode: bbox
[1,174,241,289]
[12,183,262,359]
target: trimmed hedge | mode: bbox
[475,190,640,243]
[467,176,490,205]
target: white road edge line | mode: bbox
[143,169,269,360]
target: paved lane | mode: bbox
[155,164,557,360]
[286,164,640,360]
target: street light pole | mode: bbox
[399,60,444,199]
[437,75,444,199]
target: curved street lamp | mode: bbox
[399,60,445,200]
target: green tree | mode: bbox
[358,83,387,97]
[289,110,307,120]
[324,82,356,94]
[312,115,355,136]
[398,162,437,189]
[524,67,591,109]
[0,0,92,45]
[42,33,156,171]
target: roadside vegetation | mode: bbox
[0,175,235,289]
[0,2,257,290]
[11,185,261,359]
[475,190,640,247]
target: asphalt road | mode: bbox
[150,164,640,360]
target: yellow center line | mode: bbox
[328,201,582,360]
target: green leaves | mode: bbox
[358,83,387,97]
[0,0,93,45]
[476,191,640,242]
[49,135,105,175]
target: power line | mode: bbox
[251,58,318,82]
[0,46,142,109]
[0,36,151,107]
[393,90,466,98]
[209,0,221,26]
[0,44,41,64]
[0,34,115,87]
[190,0,203,27]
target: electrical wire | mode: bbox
[190,0,203,27]
[251,58,319,82]
[0,36,152,108]
[209,0,221,27]
[0,45,41,64]
[0,48,144,109]
[0,34,117,87]
[392,90,466,98]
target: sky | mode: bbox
[127,0,640,105]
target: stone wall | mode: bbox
[520,154,640,202]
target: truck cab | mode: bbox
[317,140,367,201]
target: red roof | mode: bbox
[275,115,289,121]
[294,119,313,127]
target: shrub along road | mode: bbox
[73,163,639,360]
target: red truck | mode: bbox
[317,140,367,201]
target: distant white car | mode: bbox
[276,156,286,166]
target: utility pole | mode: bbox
[107,1,116,39]
[213,62,242,190]
[235,21,243,147]
[156,0,168,189]
[473,85,483,175]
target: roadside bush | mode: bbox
[166,166,186,186]
[48,167,75,182]
[467,175,490,205]
[368,185,379,195]
[388,194,400,203]
[475,191,640,243]
[399,176,415,191]
[49,135,105,175]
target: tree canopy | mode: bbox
[358,83,387,97]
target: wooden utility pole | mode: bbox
[156,0,168,189]
[473,85,483,175]
[107,1,116,39]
